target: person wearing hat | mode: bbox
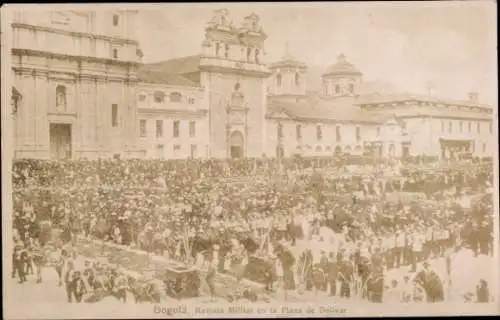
[12,242,27,283]
[414,261,444,303]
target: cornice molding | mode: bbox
[137,108,208,118]
[12,48,141,69]
[200,64,271,78]
[11,22,139,46]
[12,66,137,83]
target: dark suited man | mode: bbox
[414,262,444,303]
[12,244,27,283]
[327,252,338,296]
[319,251,329,291]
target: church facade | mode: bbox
[10,10,142,160]
[9,9,495,161]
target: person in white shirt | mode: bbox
[383,234,394,269]
[411,232,424,272]
[394,229,406,268]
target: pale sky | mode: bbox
[132,2,497,104]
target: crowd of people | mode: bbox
[10,156,495,304]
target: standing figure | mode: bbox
[30,239,44,283]
[414,262,444,303]
[12,243,27,283]
[206,248,218,301]
[338,257,353,298]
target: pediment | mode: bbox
[269,111,291,120]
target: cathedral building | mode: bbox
[10,10,142,159]
[9,8,495,161]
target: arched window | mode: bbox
[335,84,340,94]
[349,83,354,93]
[113,14,119,26]
[316,125,322,141]
[169,92,182,102]
[225,44,230,59]
[56,85,67,111]
[215,42,220,57]
[295,72,300,86]
[246,47,252,61]
[153,91,165,103]
[255,49,260,63]
[276,73,282,87]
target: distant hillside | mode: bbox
[305,64,401,95]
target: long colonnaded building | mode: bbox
[8,9,495,161]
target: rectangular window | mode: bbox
[489,122,493,134]
[139,119,147,137]
[356,126,361,142]
[113,14,119,27]
[477,121,481,133]
[376,127,381,137]
[156,120,163,138]
[277,123,284,139]
[111,104,118,127]
[138,94,146,102]
[336,126,341,143]
[468,121,472,132]
[296,124,302,141]
[316,125,322,141]
[441,120,445,132]
[448,121,452,133]
[483,143,486,153]
[189,121,196,138]
[173,120,180,138]
[459,121,463,133]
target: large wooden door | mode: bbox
[50,123,72,160]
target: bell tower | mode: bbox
[199,10,271,158]
[322,54,363,98]
[268,43,308,96]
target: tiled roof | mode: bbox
[370,106,493,120]
[355,93,492,109]
[137,68,199,87]
[323,54,362,77]
[141,55,201,76]
[267,95,387,124]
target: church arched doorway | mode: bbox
[230,131,245,158]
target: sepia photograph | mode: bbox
[1,1,499,318]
